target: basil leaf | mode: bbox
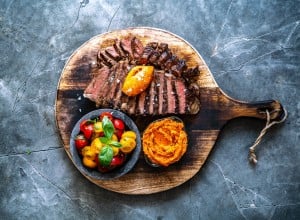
[100,137,110,144]
[102,116,114,139]
[99,146,113,167]
[108,140,122,148]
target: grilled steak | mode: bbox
[139,42,190,77]
[97,36,144,67]
[84,64,200,115]
[84,37,201,115]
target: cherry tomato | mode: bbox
[97,153,126,173]
[114,128,124,140]
[110,153,126,166]
[113,118,125,130]
[100,112,113,121]
[80,120,94,139]
[83,124,94,139]
[79,119,88,132]
[75,134,88,150]
[97,165,110,173]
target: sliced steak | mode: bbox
[147,79,155,115]
[84,66,200,115]
[107,61,128,106]
[140,47,153,64]
[140,41,198,79]
[157,50,171,67]
[158,43,168,53]
[137,91,146,115]
[120,37,134,60]
[148,51,160,66]
[85,37,201,115]
[127,96,137,115]
[98,37,144,67]
[113,39,127,59]
[147,42,158,49]
[131,37,144,60]
[164,54,178,70]
[175,79,187,114]
[165,74,176,114]
[171,59,187,77]
[156,71,165,115]
[105,46,121,61]
[97,51,112,68]
[83,66,110,103]
[100,51,117,67]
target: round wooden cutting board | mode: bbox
[55,27,285,194]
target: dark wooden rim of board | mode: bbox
[55,27,285,194]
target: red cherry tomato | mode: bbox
[110,153,126,166]
[80,120,94,140]
[97,153,126,173]
[114,128,124,140]
[79,119,88,132]
[100,112,113,121]
[97,165,110,173]
[113,118,125,130]
[75,134,88,150]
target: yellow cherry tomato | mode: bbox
[122,66,154,96]
[112,134,118,141]
[91,138,103,154]
[83,157,97,169]
[120,136,136,153]
[94,122,103,133]
[121,131,137,140]
[81,146,97,159]
[112,146,120,156]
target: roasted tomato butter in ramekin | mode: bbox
[142,117,188,167]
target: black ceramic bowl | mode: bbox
[70,109,141,180]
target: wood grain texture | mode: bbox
[55,27,284,194]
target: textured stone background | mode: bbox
[0,0,299,219]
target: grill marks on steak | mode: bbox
[97,37,144,68]
[139,42,192,78]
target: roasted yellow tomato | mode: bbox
[83,157,97,169]
[122,66,154,96]
[120,136,136,154]
[121,131,137,140]
[81,146,98,169]
[91,138,103,154]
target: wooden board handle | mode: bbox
[230,99,286,121]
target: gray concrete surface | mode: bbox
[0,0,299,219]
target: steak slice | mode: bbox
[100,51,117,67]
[165,74,176,114]
[105,46,121,62]
[131,37,144,60]
[107,61,128,106]
[175,79,187,114]
[113,39,126,59]
[120,37,134,60]
[83,66,111,103]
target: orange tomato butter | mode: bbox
[122,66,154,97]
[142,117,188,167]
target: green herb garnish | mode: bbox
[99,146,114,167]
[102,116,114,139]
[100,137,122,148]
[98,116,122,166]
